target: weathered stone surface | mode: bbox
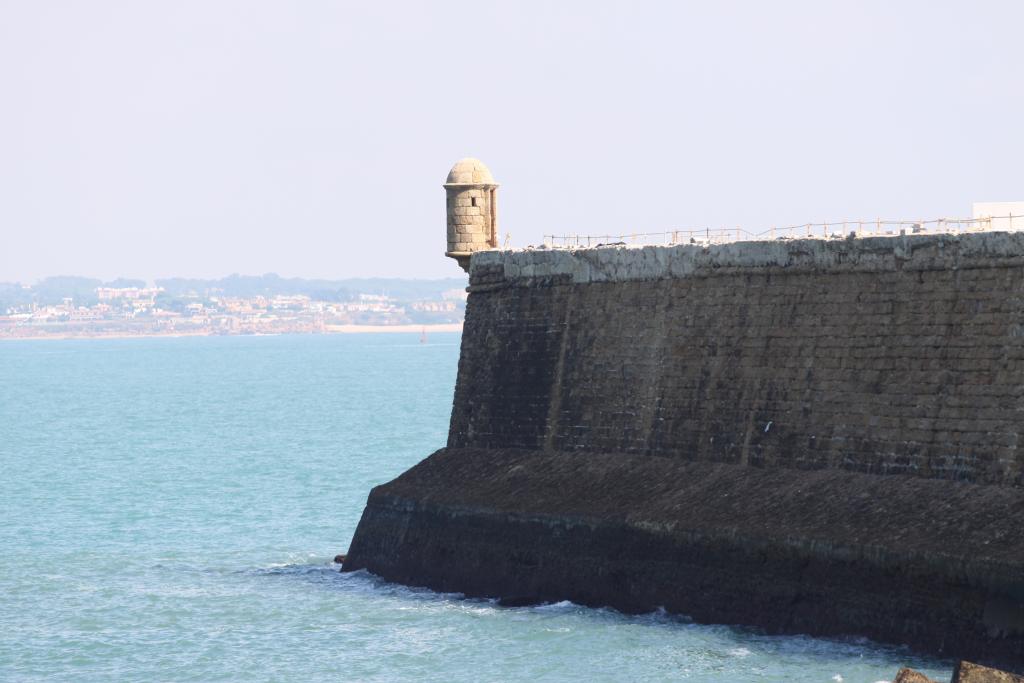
[444,158,498,269]
[894,668,938,683]
[345,447,1024,666]
[455,233,1024,485]
[954,661,1024,682]
[445,158,495,185]
[473,231,1024,283]
[347,233,1024,669]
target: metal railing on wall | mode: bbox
[543,214,1024,249]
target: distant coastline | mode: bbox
[2,274,468,341]
[0,322,463,341]
[323,323,463,334]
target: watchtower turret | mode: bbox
[444,158,498,272]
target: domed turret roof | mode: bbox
[445,158,496,185]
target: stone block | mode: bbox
[953,661,1024,682]
[894,668,937,683]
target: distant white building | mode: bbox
[972,201,1024,231]
[96,286,163,301]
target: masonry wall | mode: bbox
[446,187,494,254]
[344,232,1024,667]
[451,233,1024,486]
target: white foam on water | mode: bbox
[532,600,576,612]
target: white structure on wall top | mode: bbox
[445,158,498,272]
[973,201,1024,231]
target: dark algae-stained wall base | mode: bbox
[345,233,1024,669]
[348,448,1024,664]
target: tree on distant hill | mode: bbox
[104,278,147,290]
[153,293,190,313]
[2,273,467,312]
[0,282,32,311]
[153,274,465,301]
[33,277,102,306]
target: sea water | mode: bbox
[0,334,949,682]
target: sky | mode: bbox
[1,1,1022,283]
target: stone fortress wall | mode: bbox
[346,232,1024,668]
[344,163,1024,670]
[452,233,1024,486]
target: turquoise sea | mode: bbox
[0,334,949,682]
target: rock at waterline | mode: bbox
[891,661,1024,683]
[953,661,1024,683]
[894,668,937,683]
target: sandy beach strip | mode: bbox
[0,322,464,341]
[322,323,463,334]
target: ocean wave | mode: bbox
[244,560,948,678]
[528,599,576,612]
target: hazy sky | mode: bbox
[1,1,1022,282]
